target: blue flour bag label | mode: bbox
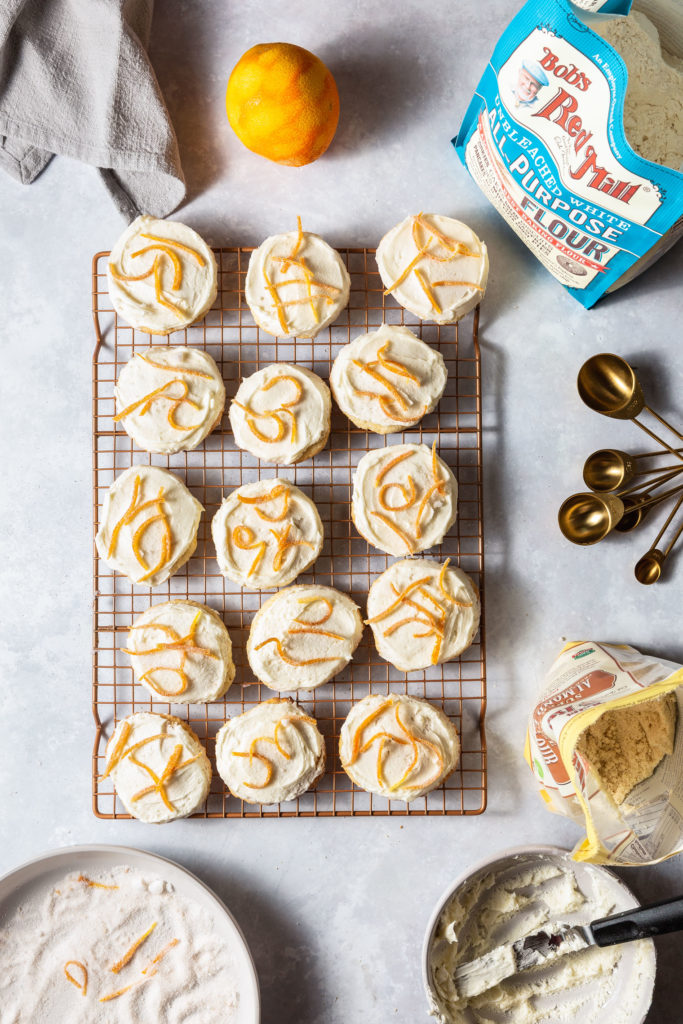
[454,0,683,308]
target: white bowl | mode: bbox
[0,843,260,1023]
[422,844,655,1024]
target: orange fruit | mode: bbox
[226,42,340,167]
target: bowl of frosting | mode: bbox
[423,845,655,1024]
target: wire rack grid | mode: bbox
[92,246,487,818]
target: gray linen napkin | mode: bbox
[0,0,185,219]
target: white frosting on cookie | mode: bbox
[352,444,457,556]
[330,325,447,433]
[216,699,325,804]
[95,465,203,587]
[245,226,350,338]
[229,364,331,464]
[339,694,460,802]
[107,216,217,335]
[376,213,488,324]
[366,558,480,671]
[125,600,235,703]
[114,346,225,454]
[248,585,363,692]
[211,479,323,589]
[103,712,211,823]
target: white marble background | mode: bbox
[1,1,682,1020]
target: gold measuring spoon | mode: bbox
[634,495,683,585]
[583,449,683,492]
[583,451,683,493]
[578,354,683,462]
[616,465,683,499]
[559,480,683,545]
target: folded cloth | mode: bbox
[0,0,185,219]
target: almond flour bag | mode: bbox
[525,641,683,866]
[454,0,683,308]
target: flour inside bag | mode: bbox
[525,641,683,866]
[454,0,683,308]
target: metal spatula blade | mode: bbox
[454,925,593,999]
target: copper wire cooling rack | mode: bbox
[92,247,487,818]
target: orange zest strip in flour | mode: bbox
[376,342,420,384]
[231,525,267,578]
[254,637,337,667]
[141,937,180,975]
[110,922,158,974]
[263,266,289,334]
[64,961,88,996]
[77,874,119,890]
[370,511,415,552]
[232,749,273,789]
[99,980,144,1003]
[413,268,441,315]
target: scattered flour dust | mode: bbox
[0,865,241,1023]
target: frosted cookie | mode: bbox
[377,213,488,323]
[247,585,363,692]
[211,478,323,589]
[352,443,457,556]
[330,324,447,433]
[339,693,460,801]
[245,218,350,338]
[124,600,235,703]
[102,712,211,823]
[107,216,217,335]
[95,465,203,587]
[229,363,331,464]
[216,698,325,803]
[366,558,480,671]
[114,346,225,454]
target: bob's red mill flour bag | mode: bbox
[525,642,683,866]
[454,0,683,307]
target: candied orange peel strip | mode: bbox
[100,722,132,780]
[405,736,445,789]
[236,484,290,522]
[346,698,396,765]
[110,922,158,974]
[154,256,185,320]
[263,266,289,334]
[375,450,413,485]
[376,341,420,384]
[352,360,408,409]
[432,279,484,292]
[370,511,415,552]
[130,743,198,813]
[412,214,480,260]
[233,400,286,444]
[294,595,333,625]
[114,378,203,431]
[131,244,182,288]
[138,353,214,380]
[390,704,420,791]
[140,232,205,266]
[254,637,337,667]
[133,507,172,583]
[382,234,435,294]
[288,626,344,640]
[270,524,314,572]
[232,524,267,578]
[382,614,431,638]
[292,215,304,257]
[232,749,273,789]
[261,374,304,406]
[107,474,140,558]
[64,960,88,995]
[377,478,417,512]
[365,576,431,623]
[414,268,442,315]
[376,735,387,786]
[124,610,218,697]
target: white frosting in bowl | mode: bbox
[339,693,460,802]
[125,600,235,703]
[366,558,480,671]
[245,226,350,338]
[229,363,331,464]
[95,465,203,587]
[211,479,323,589]
[103,712,212,823]
[352,443,457,555]
[376,213,488,323]
[330,324,447,433]
[247,584,363,692]
[114,346,225,454]
[216,698,325,804]
[107,216,217,335]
